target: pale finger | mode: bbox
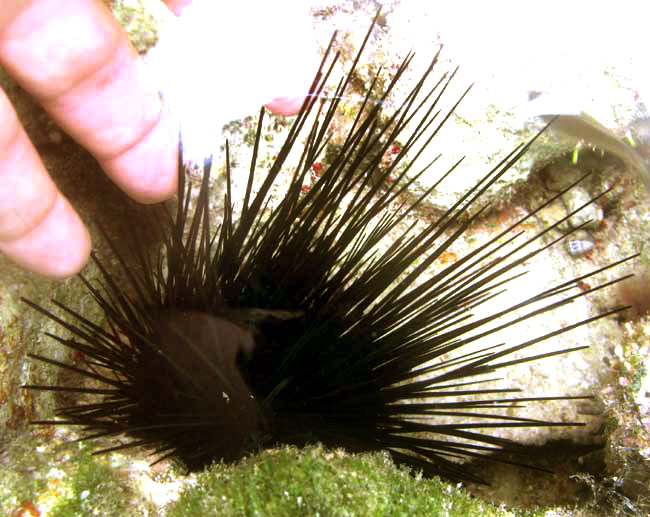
[163,0,193,16]
[0,88,90,278]
[0,0,178,204]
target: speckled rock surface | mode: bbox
[2,0,650,514]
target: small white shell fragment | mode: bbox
[566,239,594,257]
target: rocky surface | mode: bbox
[1,0,649,513]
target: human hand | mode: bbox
[0,0,311,280]
[0,0,190,279]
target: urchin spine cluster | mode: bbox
[23,15,634,483]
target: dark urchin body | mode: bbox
[24,19,633,483]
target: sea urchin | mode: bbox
[23,16,634,484]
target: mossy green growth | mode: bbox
[0,433,49,513]
[166,444,537,517]
[111,0,170,53]
[2,432,559,515]
[0,431,155,516]
[49,449,132,517]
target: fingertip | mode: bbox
[165,0,193,16]
[266,96,306,117]
[0,193,91,279]
[101,108,179,204]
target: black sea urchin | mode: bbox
[23,17,634,484]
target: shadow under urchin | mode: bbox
[23,15,635,484]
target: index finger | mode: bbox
[0,0,178,203]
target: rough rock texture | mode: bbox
[2,0,649,513]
